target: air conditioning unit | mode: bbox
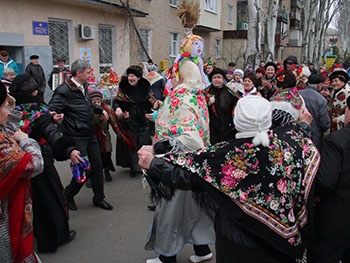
[242,23,249,30]
[79,24,96,40]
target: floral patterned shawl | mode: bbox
[162,122,320,257]
[0,130,38,263]
[154,82,210,151]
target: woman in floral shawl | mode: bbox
[328,69,350,132]
[145,60,214,263]
[138,96,320,263]
[0,82,44,263]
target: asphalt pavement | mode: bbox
[37,132,215,263]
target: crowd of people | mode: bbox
[1,43,350,263]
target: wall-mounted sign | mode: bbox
[80,48,91,64]
[32,21,49,35]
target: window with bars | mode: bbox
[48,19,70,65]
[138,29,151,62]
[98,25,114,75]
[170,33,179,57]
[205,0,217,12]
[215,39,221,58]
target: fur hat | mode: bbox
[209,67,226,82]
[264,62,277,71]
[234,96,272,147]
[126,65,142,78]
[9,74,38,95]
[234,69,244,78]
[30,55,39,60]
[276,70,297,88]
[0,82,7,106]
[329,68,349,83]
[308,74,325,85]
[270,87,303,128]
[89,90,103,100]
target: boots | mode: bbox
[104,169,112,182]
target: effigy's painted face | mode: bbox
[181,35,204,58]
[191,39,204,58]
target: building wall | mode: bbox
[0,0,131,79]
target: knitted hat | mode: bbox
[270,87,303,127]
[283,56,298,69]
[226,69,234,75]
[301,66,311,77]
[329,68,349,83]
[264,62,277,71]
[234,96,271,147]
[209,67,226,82]
[234,69,244,78]
[89,90,103,100]
[276,70,296,88]
[255,67,266,75]
[0,81,7,106]
[9,74,38,95]
[126,65,142,78]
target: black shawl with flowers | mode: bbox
[161,122,320,258]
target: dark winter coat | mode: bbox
[48,77,103,138]
[25,63,46,93]
[314,125,350,246]
[205,84,238,144]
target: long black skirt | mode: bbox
[31,164,70,253]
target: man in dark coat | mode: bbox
[48,59,113,211]
[307,96,350,262]
[25,55,46,101]
[48,58,70,90]
[299,74,330,150]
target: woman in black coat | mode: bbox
[9,74,81,253]
[113,65,153,177]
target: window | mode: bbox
[237,1,248,23]
[98,25,114,75]
[215,39,221,58]
[205,0,217,12]
[170,33,179,57]
[228,4,233,24]
[138,29,151,62]
[170,0,178,6]
[49,19,70,65]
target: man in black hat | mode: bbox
[25,55,46,101]
[48,58,70,90]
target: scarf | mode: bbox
[96,103,137,151]
[0,131,37,263]
[162,122,320,258]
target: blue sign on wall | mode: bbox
[32,21,48,35]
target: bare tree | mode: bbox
[301,0,341,68]
[245,0,263,68]
[333,0,350,61]
[264,0,280,62]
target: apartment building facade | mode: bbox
[0,0,305,82]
